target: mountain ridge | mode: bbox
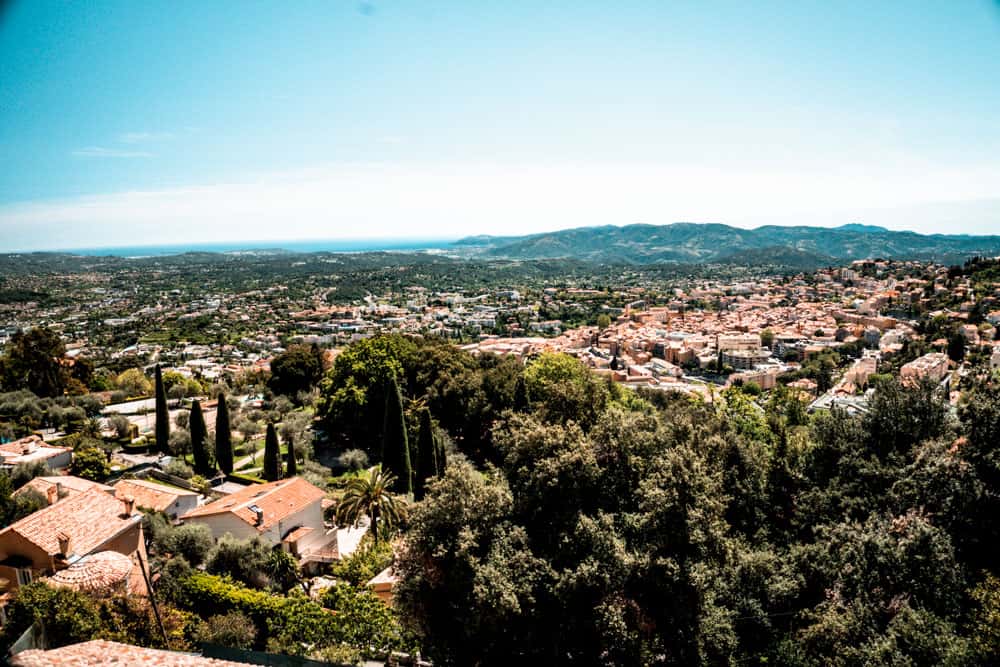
[453,222,1000,266]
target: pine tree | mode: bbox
[190,399,212,476]
[380,375,412,495]
[215,393,233,475]
[285,435,297,478]
[154,365,170,453]
[263,422,281,482]
[414,408,437,500]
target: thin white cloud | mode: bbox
[3,160,1000,251]
[72,146,153,158]
[118,131,174,144]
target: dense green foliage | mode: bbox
[388,353,1000,666]
[268,343,325,399]
[0,327,71,397]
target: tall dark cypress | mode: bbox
[413,408,437,500]
[215,393,233,474]
[285,434,297,478]
[380,375,412,495]
[513,375,530,412]
[190,399,212,476]
[436,436,447,476]
[154,365,170,453]
[263,422,281,482]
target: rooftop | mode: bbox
[180,477,325,532]
[47,550,133,593]
[114,478,197,514]
[0,487,138,557]
[10,640,247,666]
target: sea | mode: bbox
[50,238,457,258]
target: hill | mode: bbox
[454,222,1000,266]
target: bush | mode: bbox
[70,444,111,482]
[196,611,257,650]
[205,535,272,589]
[337,448,369,472]
[164,459,194,479]
[160,523,214,567]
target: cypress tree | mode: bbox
[436,434,447,476]
[154,365,170,453]
[263,422,281,482]
[513,375,530,412]
[285,435,297,478]
[215,393,233,475]
[189,399,212,476]
[380,375,412,495]
[413,408,437,500]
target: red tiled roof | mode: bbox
[180,477,324,532]
[1,487,137,557]
[10,639,247,666]
[114,479,197,513]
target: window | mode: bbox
[16,568,32,587]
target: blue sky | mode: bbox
[1,1,999,250]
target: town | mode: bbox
[0,250,999,664]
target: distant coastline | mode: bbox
[35,238,457,258]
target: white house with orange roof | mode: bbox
[180,477,366,571]
[0,436,71,471]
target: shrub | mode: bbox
[337,448,369,472]
[196,611,257,650]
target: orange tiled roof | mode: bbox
[15,476,113,502]
[1,487,137,557]
[181,477,324,532]
[10,639,247,666]
[47,550,133,593]
[114,478,197,513]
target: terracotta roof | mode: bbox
[10,640,247,666]
[0,437,70,465]
[181,477,324,532]
[282,525,313,543]
[1,487,138,557]
[47,551,133,593]
[114,478,197,513]
[15,476,113,502]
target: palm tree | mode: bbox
[335,468,405,546]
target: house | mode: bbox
[14,476,113,506]
[114,478,199,519]
[368,566,399,607]
[0,487,146,598]
[0,436,72,471]
[10,640,247,666]
[180,477,365,572]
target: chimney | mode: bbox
[55,482,63,499]
[249,504,264,526]
[56,531,71,558]
[121,495,135,517]
[46,485,57,505]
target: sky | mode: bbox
[1,1,999,251]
